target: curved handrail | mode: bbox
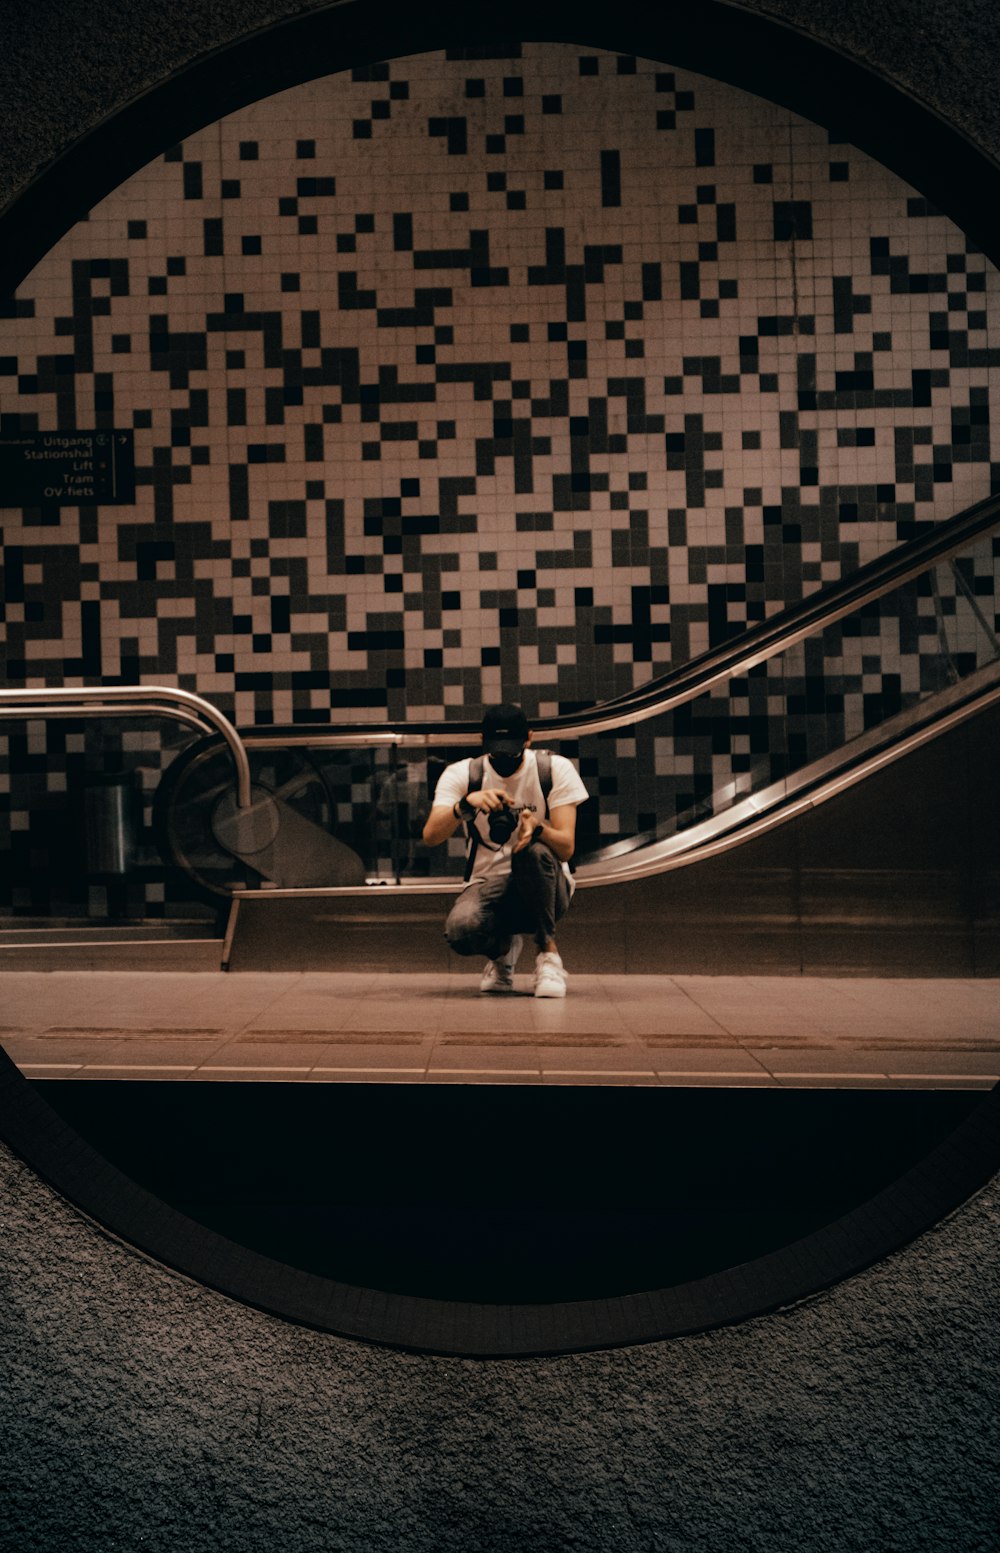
[227,658,1000,900]
[240,487,1000,749]
[1,490,998,810]
[0,684,253,806]
[575,661,1000,886]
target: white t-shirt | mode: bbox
[432,749,589,887]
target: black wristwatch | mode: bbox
[454,797,477,821]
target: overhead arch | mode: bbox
[3,0,1000,294]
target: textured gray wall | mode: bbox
[1,1136,998,1551]
[2,0,1000,215]
[1,4,999,1548]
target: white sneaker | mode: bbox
[480,935,523,994]
[533,950,567,999]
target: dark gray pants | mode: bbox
[444,845,571,959]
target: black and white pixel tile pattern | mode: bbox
[1,43,999,912]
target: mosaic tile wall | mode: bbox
[2,43,1000,913]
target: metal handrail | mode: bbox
[575,662,1000,886]
[3,490,998,908]
[1,490,998,797]
[227,660,1000,900]
[0,684,252,806]
[240,487,1000,750]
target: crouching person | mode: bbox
[421,703,589,998]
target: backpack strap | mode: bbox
[533,748,575,872]
[534,749,553,817]
[462,755,486,882]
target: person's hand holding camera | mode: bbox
[453,789,545,850]
[511,808,542,853]
[466,787,512,814]
[452,786,515,841]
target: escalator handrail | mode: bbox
[237,487,1000,749]
[227,659,1000,899]
[0,684,253,806]
[1,492,998,773]
[574,659,1000,885]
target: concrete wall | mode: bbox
[1,1133,998,1550]
[3,1,1000,211]
[1,5,999,1548]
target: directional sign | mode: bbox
[0,430,136,506]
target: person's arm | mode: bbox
[421,786,513,847]
[511,802,577,863]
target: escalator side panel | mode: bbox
[225,704,1000,976]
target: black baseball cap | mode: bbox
[481,702,530,757]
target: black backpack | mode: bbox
[462,749,553,882]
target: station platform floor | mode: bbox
[1,968,998,1089]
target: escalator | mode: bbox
[149,490,1000,973]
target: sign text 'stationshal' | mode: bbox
[1,431,136,506]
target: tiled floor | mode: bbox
[1,969,998,1088]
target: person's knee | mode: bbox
[444,898,491,956]
[445,912,478,955]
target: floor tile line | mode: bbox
[428,1069,541,1077]
[653,1069,781,1078]
[18,1062,82,1070]
[195,1064,313,1073]
[536,1068,657,1077]
[885,1072,999,1082]
[228,971,311,1036]
[82,1063,197,1072]
[769,1072,886,1080]
[310,1066,428,1074]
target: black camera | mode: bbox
[487,803,525,844]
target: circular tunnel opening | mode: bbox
[2,3,999,1356]
[30,1079,988,1305]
